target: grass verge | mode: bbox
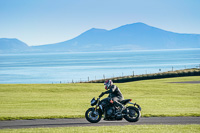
[0,125,200,133]
[0,76,200,120]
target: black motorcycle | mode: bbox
[85,97,141,123]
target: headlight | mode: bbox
[91,97,97,106]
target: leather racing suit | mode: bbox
[99,84,124,111]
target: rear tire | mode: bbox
[85,108,102,123]
[124,106,141,122]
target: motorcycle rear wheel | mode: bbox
[85,108,102,123]
[124,106,141,122]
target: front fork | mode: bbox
[93,98,102,115]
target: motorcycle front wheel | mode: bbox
[85,108,102,123]
[124,106,141,122]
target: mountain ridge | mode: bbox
[33,22,200,52]
[0,38,31,53]
[1,22,200,53]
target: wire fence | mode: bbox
[51,64,200,84]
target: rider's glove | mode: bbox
[99,92,105,98]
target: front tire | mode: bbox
[85,108,102,123]
[124,106,141,122]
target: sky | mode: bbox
[0,0,200,46]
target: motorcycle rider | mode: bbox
[99,80,125,113]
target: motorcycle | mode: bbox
[85,97,141,123]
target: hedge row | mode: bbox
[88,69,200,83]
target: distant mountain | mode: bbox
[32,22,200,52]
[1,22,200,53]
[0,38,31,53]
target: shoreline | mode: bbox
[0,68,199,84]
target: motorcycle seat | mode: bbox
[120,99,131,105]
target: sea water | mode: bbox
[0,49,200,83]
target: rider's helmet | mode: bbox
[104,80,113,90]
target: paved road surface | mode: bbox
[0,117,199,129]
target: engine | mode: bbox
[105,106,115,118]
[106,107,114,116]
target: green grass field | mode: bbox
[1,125,200,133]
[0,76,200,120]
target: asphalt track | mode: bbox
[0,117,199,129]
